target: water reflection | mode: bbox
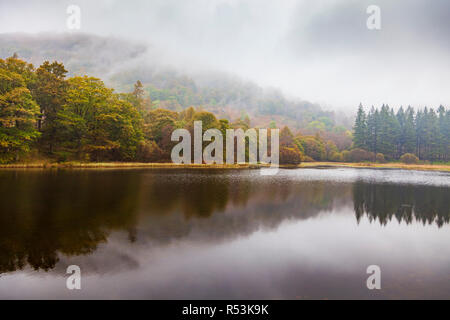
[353,182,450,227]
[0,170,140,273]
[0,169,448,276]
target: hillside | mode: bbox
[0,33,351,131]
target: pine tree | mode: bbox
[445,110,450,161]
[437,105,447,161]
[351,104,447,161]
[389,107,401,158]
[353,103,367,149]
[427,108,439,160]
[366,106,379,154]
[415,109,424,159]
[404,106,416,154]
[396,106,406,156]
[377,105,397,159]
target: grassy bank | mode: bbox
[0,162,264,169]
[300,162,450,172]
[0,161,449,172]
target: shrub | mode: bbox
[342,150,350,162]
[347,148,374,162]
[325,141,338,160]
[54,151,72,163]
[302,155,315,162]
[375,153,386,163]
[136,141,163,162]
[299,136,326,161]
[279,146,302,165]
[399,153,419,164]
[329,152,343,162]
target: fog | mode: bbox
[1,0,449,112]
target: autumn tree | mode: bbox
[33,61,68,153]
[56,76,143,161]
[0,57,40,163]
[279,126,302,165]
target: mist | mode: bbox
[1,0,449,112]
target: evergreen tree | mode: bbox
[353,103,367,149]
[377,105,397,158]
[389,107,401,158]
[437,105,448,161]
[351,104,448,161]
[415,109,424,159]
[404,106,416,154]
[396,106,406,156]
[427,108,439,160]
[366,106,379,154]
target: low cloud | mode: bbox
[0,0,448,112]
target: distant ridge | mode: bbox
[0,32,349,130]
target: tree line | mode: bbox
[1,56,319,165]
[353,182,449,227]
[4,55,445,165]
[353,103,449,162]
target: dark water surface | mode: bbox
[0,168,449,299]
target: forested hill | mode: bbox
[0,33,147,78]
[0,33,347,131]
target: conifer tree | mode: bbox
[404,106,416,154]
[353,103,367,149]
[366,106,379,154]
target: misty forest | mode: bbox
[1,0,450,301]
[1,54,448,165]
[0,35,448,165]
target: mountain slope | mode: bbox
[0,33,349,130]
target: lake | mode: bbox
[0,168,449,299]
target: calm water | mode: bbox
[0,168,449,299]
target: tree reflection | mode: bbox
[0,170,141,273]
[353,182,449,227]
[0,170,448,274]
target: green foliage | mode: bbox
[5,55,446,166]
[353,104,449,161]
[279,126,302,165]
[298,136,326,161]
[353,103,367,149]
[1,56,347,165]
[325,140,338,161]
[33,61,68,153]
[193,111,220,130]
[0,57,40,163]
[144,108,178,142]
[54,76,143,161]
[1,34,357,143]
[269,120,277,129]
[329,152,343,162]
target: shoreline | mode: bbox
[299,162,450,172]
[0,161,449,172]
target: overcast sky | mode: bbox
[1,0,449,112]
